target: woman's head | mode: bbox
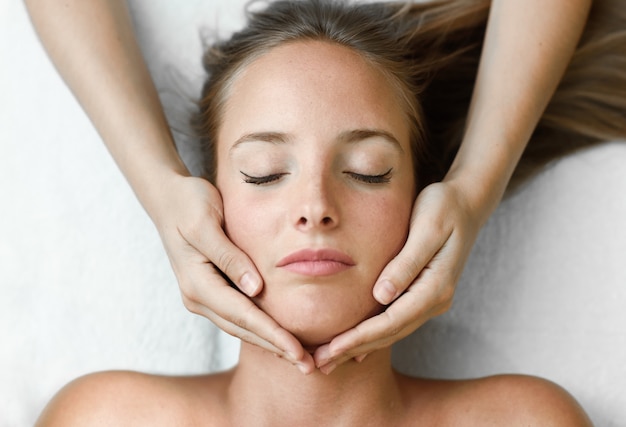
[214,39,415,346]
[192,0,487,346]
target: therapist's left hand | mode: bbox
[313,180,484,374]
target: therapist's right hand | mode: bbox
[154,174,315,374]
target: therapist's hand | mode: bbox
[314,180,484,373]
[156,174,315,374]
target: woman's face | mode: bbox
[215,40,416,347]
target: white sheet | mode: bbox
[1,1,625,425]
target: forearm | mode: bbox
[446,0,592,221]
[24,0,188,221]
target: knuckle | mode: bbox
[231,303,256,331]
[180,293,200,315]
[433,285,455,315]
[177,276,207,315]
[423,215,447,238]
[392,257,422,285]
[437,298,454,315]
[438,283,456,305]
[216,250,237,275]
[382,313,404,337]
[183,213,207,240]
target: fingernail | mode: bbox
[355,354,368,363]
[320,363,337,375]
[314,355,331,368]
[374,280,398,305]
[240,272,259,296]
[296,362,310,375]
[314,347,332,368]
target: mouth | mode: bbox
[276,248,355,277]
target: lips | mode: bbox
[276,249,355,276]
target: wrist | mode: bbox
[126,158,192,227]
[442,162,509,228]
[443,129,528,226]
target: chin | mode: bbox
[255,286,384,347]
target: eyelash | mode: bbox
[240,168,393,185]
[240,171,287,185]
[345,168,393,184]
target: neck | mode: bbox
[226,343,405,427]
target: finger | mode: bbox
[198,301,315,375]
[184,263,315,372]
[315,262,456,368]
[373,215,451,305]
[211,316,315,376]
[317,352,368,375]
[354,353,368,363]
[315,308,419,369]
[180,220,263,297]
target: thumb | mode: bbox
[184,223,263,297]
[373,224,449,305]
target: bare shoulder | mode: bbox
[459,374,593,426]
[36,370,231,427]
[400,374,592,426]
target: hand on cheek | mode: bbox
[312,181,483,373]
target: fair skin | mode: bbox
[24,0,592,373]
[37,40,592,427]
[215,40,416,349]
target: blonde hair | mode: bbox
[193,0,626,192]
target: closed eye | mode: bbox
[345,168,393,184]
[240,171,287,185]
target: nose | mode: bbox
[293,173,339,231]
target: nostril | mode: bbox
[296,214,336,229]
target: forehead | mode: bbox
[218,40,411,150]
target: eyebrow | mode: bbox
[232,132,291,149]
[230,128,404,153]
[337,129,405,153]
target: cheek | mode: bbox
[354,192,413,259]
[221,188,283,278]
[223,198,267,254]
